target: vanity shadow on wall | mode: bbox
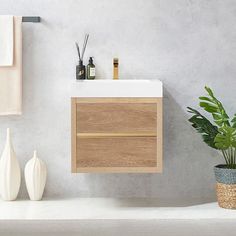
[71,80,163,173]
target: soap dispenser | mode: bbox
[87,57,96,80]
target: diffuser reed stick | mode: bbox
[75,42,81,60]
[81,34,89,60]
[75,34,89,61]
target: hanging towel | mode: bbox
[0,16,22,115]
[0,15,14,66]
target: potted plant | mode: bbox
[187,86,236,209]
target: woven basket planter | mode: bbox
[216,182,236,209]
[214,165,236,209]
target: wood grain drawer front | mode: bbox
[77,137,157,168]
[76,102,157,134]
[71,97,163,173]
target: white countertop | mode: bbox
[0,198,234,220]
[70,80,163,97]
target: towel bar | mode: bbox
[22,17,40,23]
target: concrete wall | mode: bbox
[0,0,234,202]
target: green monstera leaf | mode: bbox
[199,86,230,127]
[214,126,236,150]
[231,114,236,128]
[187,107,219,149]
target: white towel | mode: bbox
[0,15,13,66]
[0,16,22,115]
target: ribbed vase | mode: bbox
[0,128,21,201]
[25,150,47,201]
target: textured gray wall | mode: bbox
[0,0,233,203]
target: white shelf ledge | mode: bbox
[0,198,234,220]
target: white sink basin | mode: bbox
[71,80,163,97]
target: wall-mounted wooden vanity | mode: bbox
[71,80,163,173]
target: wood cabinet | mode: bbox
[71,98,162,173]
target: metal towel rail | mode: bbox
[22,17,40,23]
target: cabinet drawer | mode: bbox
[71,97,163,173]
[76,102,157,134]
[77,137,157,168]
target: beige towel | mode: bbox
[0,15,13,66]
[0,16,22,115]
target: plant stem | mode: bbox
[233,148,236,169]
[232,147,234,168]
[225,147,236,169]
[230,147,233,168]
[231,147,234,168]
[227,149,230,167]
[222,150,229,166]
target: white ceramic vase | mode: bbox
[0,128,21,201]
[25,150,47,201]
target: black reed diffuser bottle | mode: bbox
[76,60,86,80]
[75,34,89,80]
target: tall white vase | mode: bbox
[25,151,47,201]
[0,128,21,201]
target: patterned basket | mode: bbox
[216,182,236,209]
[214,165,236,184]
